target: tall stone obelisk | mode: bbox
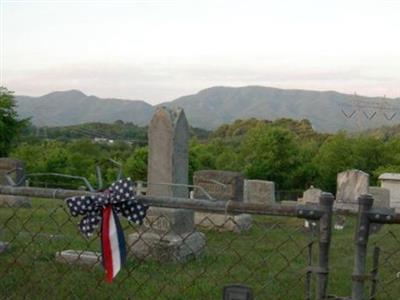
[128,107,205,262]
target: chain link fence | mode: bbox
[369,227,400,300]
[1,186,400,299]
[0,186,322,299]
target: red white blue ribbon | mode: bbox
[101,206,127,282]
[65,178,148,282]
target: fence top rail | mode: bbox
[0,185,326,218]
[334,204,400,224]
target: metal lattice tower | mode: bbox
[340,93,400,131]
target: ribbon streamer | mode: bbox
[65,177,148,282]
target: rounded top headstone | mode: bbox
[150,107,188,129]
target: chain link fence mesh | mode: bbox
[1,195,400,299]
[1,197,317,299]
[368,226,400,300]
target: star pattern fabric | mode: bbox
[65,177,148,237]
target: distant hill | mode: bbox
[164,86,400,132]
[16,90,154,127]
[15,86,400,132]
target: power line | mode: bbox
[340,94,400,121]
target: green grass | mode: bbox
[1,199,399,299]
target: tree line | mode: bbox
[3,87,400,194]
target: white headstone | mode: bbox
[335,170,369,212]
[378,173,400,210]
[302,187,322,204]
[243,180,275,204]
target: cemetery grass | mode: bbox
[1,199,399,299]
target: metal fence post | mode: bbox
[351,194,374,300]
[369,246,380,300]
[305,241,313,300]
[316,192,334,300]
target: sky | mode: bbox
[1,0,399,104]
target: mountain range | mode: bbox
[15,86,400,132]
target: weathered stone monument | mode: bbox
[301,186,322,204]
[193,170,244,201]
[335,169,369,212]
[378,173,400,211]
[333,170,392,231]
[128,107,205,261]
[298,186,322,229]
[193,170,252,232]
[0,158,30,207]
[335,170,391,211]
[369,186,390,208]
[243,179,275,204]
[332,170,369,230]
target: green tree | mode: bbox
[352,135,385,184]
[371,136,400,181]
[0,87,28,156]
[11,142,47,173]
[291,140,319,189]
[313,132,358,191]
[380,137,400,166]
[124,147,148,181]
[241,125,300,189]
[215,148,241,171]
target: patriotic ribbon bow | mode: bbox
[65,177,148,282]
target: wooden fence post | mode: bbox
[351,194,374,300]
[316,192,334,300]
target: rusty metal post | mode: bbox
[369,246,380,300]
[316,192,334,300]
[305,241,313,300]
[352,194,374,300]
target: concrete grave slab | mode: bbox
[55,250,101,267]
[194,212,252,232]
